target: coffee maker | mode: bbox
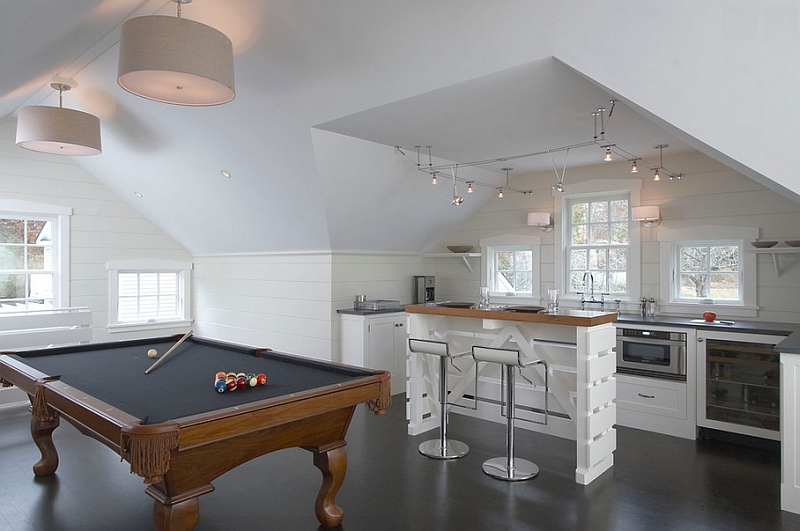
[414,276,435,304]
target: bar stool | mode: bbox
[408,338,474,459]
[471,345,548,481]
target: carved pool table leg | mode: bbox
[313,446,347,527]
[31,415,60,476]
[152,497,200,531]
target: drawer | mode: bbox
[616,375,687,420]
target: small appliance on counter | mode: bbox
[414,276,435,304]
[353,297,402,311]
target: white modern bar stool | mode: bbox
[471,345,548,481]
[408,338,473,459]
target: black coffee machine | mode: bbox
[414,276,435,304]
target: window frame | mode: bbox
[0,200,71,311]
[565,194,631,298]
[672,241,744,304]
[480,234,541,305]
[658,225,758,318]
[554,179,642,308]
[107,259,192,332]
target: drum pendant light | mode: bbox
[117,0,235,106]
[15,79,102,156]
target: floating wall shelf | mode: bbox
[421,252,481,272]
[748,247,800,277]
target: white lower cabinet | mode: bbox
[616,374,696,439]
[340,311,406,393]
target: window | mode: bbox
[674,242,741,302]
[480,235,541,302]
[657,225,757,317]
[118,271,180,322]
[489,247,533,295]
[0,201,70,312]
[108,260,192,331]
[566,195,629,296]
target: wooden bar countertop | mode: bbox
[405,303,618,327]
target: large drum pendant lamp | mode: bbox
[117,0,235,106]
[15,81,102,156]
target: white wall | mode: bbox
[0,118,191,343]
[192,251,433,362]
[444,150,800,323]
[192,253,334,360]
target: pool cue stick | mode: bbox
[145,329,193,374]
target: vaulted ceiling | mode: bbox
[3,1,797,255]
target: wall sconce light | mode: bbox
[527,212,554,232]
[631,205,661,228]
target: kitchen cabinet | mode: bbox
[697,330,784,440]
[614,324,697,439]
[616,373,696,439]
[340,311,406,392]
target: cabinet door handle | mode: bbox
[395,323,404,327]
[698,337,704,343]
[638,393,656,399]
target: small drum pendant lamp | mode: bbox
[15,80,102,156]
[117,0,235,106]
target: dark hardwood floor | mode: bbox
[2,396,799,531]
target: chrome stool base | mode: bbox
[419,439,470,460]
[481,457,539,481]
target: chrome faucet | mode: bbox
[582,272,594,301]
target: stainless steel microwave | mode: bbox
[616,327,687,381]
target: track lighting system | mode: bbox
[397,100,685,205]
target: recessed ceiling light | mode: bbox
[221,170,231,178]
[134,191,143,198]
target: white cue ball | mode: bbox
[147,348,158,358]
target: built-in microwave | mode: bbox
[616,327,687,381]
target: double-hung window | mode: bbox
[108,260,192,332]
[0,201,71,312]
[566,195,630,297]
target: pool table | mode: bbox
[0,335,391,531]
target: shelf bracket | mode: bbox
[771,253,781,277]
[461,255,474,273]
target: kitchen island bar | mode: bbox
[405,304,618,485]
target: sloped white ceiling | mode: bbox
[2,1,798,255]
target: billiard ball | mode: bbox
[247,375,258,387]
[256,373,267,385]
[216,371,226,379]
[226,379,238,391]
[214,380,227,393]
[147,349,158,358]
[236,378,247,390]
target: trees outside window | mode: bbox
[676,243,740,301]
[0,217,56,311]
[567,196,629,296]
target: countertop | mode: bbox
[337,304,800,354]
[615,313,800,354]
[405,303,617,327]
[337,307,406,316]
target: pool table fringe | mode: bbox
[367,377,392,414]
[33,382,58,423]
[120,428,180,484]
